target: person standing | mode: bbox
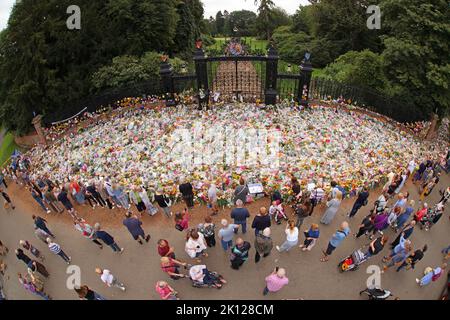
[29,187,51,214]
[397,245,427,272]
[370,210,389,239]
[263,267,289,295]
[218,219,239,251]
[160,257,189,280]
[155,189,173,218]
[129,186,146,215]
[234,178,249,205]
[73,218,103,249]
[95,268,126,291]
[155,281,179,300]
[207,183,219,216]
[251,207,271,236]
[15,248,32,267]
[122,212,151,245]
[32,215,55,238]
[230,199,250,234]
[139,186,158,216]
[46,238,71,264]
[364,236,389,259]
[0,188,15,210]
[74,285,106,300]
[391,221,416,248]
[198,216,216,247]
[416,264,447,287]
[18,273,51,300]
[293,203,309,229]
[57,187,77,217]
[320,191,342,225]
[157,239,175,259]
[86,180,107,208]
[185,229,208,262]
[0,172,8,189]
[179,179,194,209]
[299,224,320,252]
[276,220,299,253]
[395,200,415,231]
[230,238,251,270]
[254,227,273,263]
[348,186,369,218]
[19,240,44,262]
[43,186,63,213]
[0,240,9,256]
[320,222,350,262]
[34,228,50,244]
[94,223,124,253]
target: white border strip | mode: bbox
[51,107,87,125]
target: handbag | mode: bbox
[175,223,184,232]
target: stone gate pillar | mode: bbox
[194,39,209,110]
[159,55,176,107]
[32,115,47,145]
[298,53,313,107]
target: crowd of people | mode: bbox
[0,101,449,300]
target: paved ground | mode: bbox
[0,174,448,300]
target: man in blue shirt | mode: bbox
[230,199,250,234]
[321,221,350,262]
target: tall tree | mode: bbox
[215,11,225,35]
[254,0,275,40]
[380,0,450,117]
[0,0,182,133]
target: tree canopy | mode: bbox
[0,0,200,133]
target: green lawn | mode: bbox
[0,131,18,167]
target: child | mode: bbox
[197,216,216,247]
[269,201,287,225]
[174,208,189,231]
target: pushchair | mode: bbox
[270,202,288,225]
[419,203,444,231]
[338,248,369,272]
[359,287,393,300]
[189,266,226,289]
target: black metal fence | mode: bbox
[43,79,162,126]
[309,77,427,123]
[45,45,429,126]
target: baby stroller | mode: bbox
[189,265,226,289]
[359,287,393,300]
[338,248,369,272]
[419,203,444,231]
[270,201,288,225]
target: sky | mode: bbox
[0,0,310,31]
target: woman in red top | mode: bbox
[174,208,189,231]
[414,203,428,222]
[69,178,85,205]
[157,239,175,259]
[160,257,188,280]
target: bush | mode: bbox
[91,52,187,92]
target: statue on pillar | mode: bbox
[32,115,47,145]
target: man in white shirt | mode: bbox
[95,268,126,291]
